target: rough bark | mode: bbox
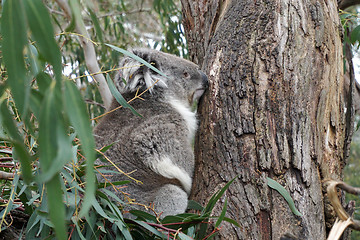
[181,0,352,239]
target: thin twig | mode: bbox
[0,157,13,162]
[0,170,14,180]
[325,179,360,240]
[91,79,159,121]
[95,149,142,184]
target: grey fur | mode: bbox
[94,48,208,216]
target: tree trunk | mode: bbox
[181,0,353,239]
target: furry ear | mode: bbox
[115,50,167,94]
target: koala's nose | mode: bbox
[200,71,209,88]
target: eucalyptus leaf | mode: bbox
[64,80,96,217]
[38,82,67,240]
[350,25,360,44]
[202,176,237,215]
[131,220,168,239]
[215,198,227,228]
[23,0,62,81]
[178,232,193,240]
[106,74,142,117]
[89,8,104,43]
[267,177,302,217]
[105,44,168,78]
[0,102,33,183]
[46,176,67,240]
[1,0,29,115]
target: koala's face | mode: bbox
[115,48,208,105]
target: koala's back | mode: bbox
[94,95,194,215]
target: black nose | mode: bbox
[200,71,209,88]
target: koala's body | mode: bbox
[94,48,208,216]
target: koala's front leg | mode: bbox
[152,184,189,216]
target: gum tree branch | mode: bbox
[55,0,112,109]
[325,180,360,240]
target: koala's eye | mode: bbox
[183,71,190,79]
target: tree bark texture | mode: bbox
[181,0,353,239]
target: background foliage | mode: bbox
[340,7,360,240]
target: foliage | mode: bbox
[341,9,360,47]
[340,8,360,240]
[0,0,235,239]
[344,128,360,240]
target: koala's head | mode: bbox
[115,48,208,105]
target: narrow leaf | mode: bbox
[38,82,67,239]
[106,74,142,117]
[1,0,29,115]
[202,176,237,215]
[131,220,168,238]
[105,44,168,78]
[187,200,204,211]
[46,176,67,240]
[178,232,193,240]
[350,25,360,44]
[88,8,103,43]
[0,102,33,183]
[23,0,62,81]
[215,198,227,228]
[38,81,58,171]
[64,80,96,217]
[37,124,73,182]
[222,217,241,228]
[267,177,302,217]
[129,210,157,222]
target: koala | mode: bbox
[94,48,208,217]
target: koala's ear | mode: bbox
[115,50,167,93]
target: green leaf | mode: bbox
[178,232,193,240]
[0,102,33,183]
[38,81,58,170]
[37,123,73,183]
[350,25,360,44]
[215,198,227,228]
[131,220,168,238]
[222,217,241,228]
[106,74,142,117]
[38,81,67,240]
[1,0,29,115]
[202,176,237,215]
[129,210,157,222]
[99,188,126,206]
[267,177,302,217]
[187,200,204,211]
[23,0,62,81]
[88,8,103,43]
[63,80,96,217]
[92,200,111,220]
[105,44,169,78]
[46,176,67,240]
[97,180,130,189]
[27,44,41,76]
[36,72,53,94]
